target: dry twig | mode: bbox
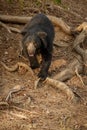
[10,112,27,119]
[11,106,40,116]
[6,85,25,102]
[75,67,85,87]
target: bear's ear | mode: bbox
[37,32,47,48]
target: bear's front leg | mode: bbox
[38,52,52,80]
[29,55,40,69]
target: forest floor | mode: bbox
[0,0,87,130]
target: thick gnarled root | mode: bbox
[1,62,34,75]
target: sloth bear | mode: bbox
[21,13,55,80]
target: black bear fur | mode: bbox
[21,13,55,80]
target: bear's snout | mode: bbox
[27,42,36,57]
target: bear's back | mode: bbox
[21,13,54,40]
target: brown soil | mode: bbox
[0,0,87,130]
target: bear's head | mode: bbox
[25,32,47,57]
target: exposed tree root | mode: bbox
[35,57,83,101]
[0,21,11,33]
[73,28,87,75]
[0,15,31,24]
[1,61,34,75]
[0,14,71,35]
[1,62,18,72]
[0,21,21,33]
[75,67,85,87]
[9,26,21,33]
[47,15,71,34]
[0,15,87,35]
[45,77,75,100]
[35,77,75,100]
[75,22,87,32]
[53,23,87,80]
[53,57,83,81]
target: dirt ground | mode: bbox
[0,0,87,130]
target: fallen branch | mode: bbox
[0,14,71,35]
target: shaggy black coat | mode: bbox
[21,13,55,80]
